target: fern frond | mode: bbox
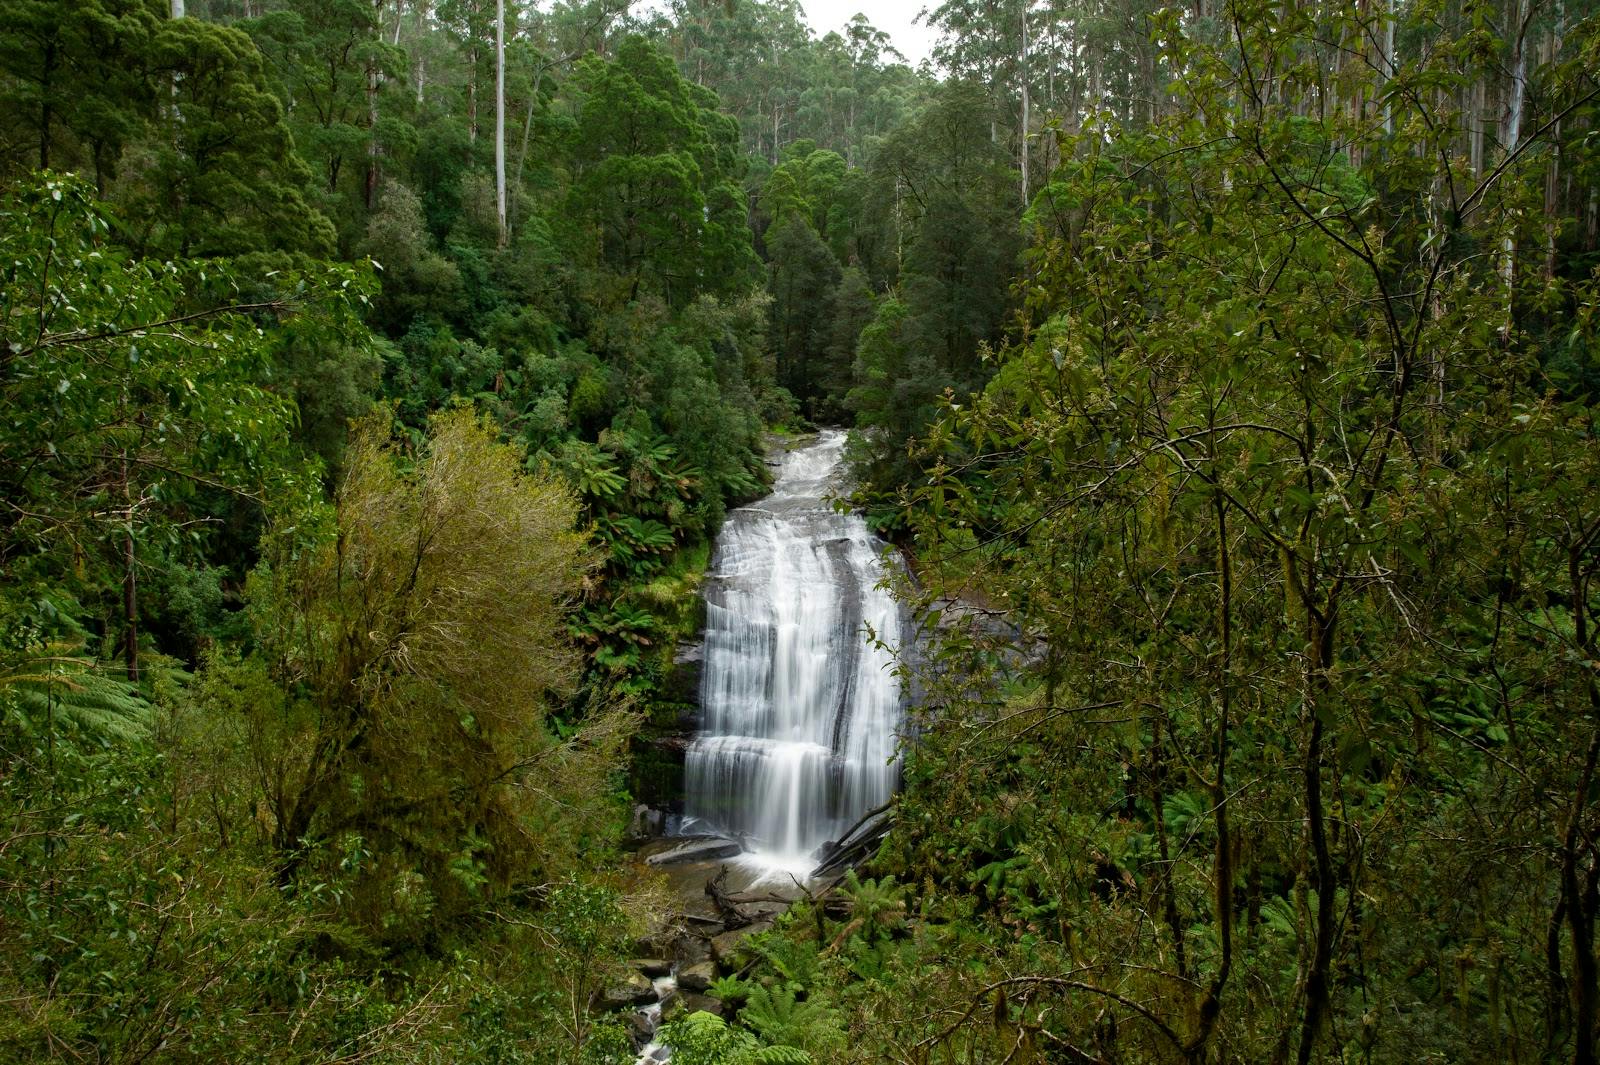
[744,1047,812,1065]
[2,643,153,743]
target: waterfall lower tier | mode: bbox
[682,430,904,873]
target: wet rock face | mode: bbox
[677,961,717,993]
[627,805,667,842]
[643,836,743,866]
[669,639,705,704]
[625,1008,656,1047]
[711,921,773,970]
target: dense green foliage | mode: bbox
[2,0,1599,1062]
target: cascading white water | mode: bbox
[682,430,904,875]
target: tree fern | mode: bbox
[2,642,153,744]
[739,986,843,1055]
[708,972,753,1005]
[746,1047,812,1065]
[749,933,821,991]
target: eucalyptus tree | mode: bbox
[246,0,405,237]
[564,36,758,307]
[0,0,167,183]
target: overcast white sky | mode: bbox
[799,1,939,66]
[628,1,940,66]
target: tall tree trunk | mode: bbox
[469,49,478,143]
[1187,469,1235,1058]
[1499,0,1530,328]
[495,0,506,245]
[1295,619,1337,1065]
[1382,0,1396,135]
[1561,732,1600,1065]
[366,0,383,213]
[468,0,480,145]
[1542,7,1565,280]
[513,66,547,227]
[121,452,139,683]
[1564,537,1600,1065]
[1471,75,1486,174]
[413,0,430,104]
[1020,0,1030,208]
[171,0,184,16]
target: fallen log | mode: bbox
[811,800,896,878]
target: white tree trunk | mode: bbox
[1470,76,1485,174]
[1020,0,1030,208]
[414,0,430,104]
[468,0,480,145]
[171,0,184,16]
[1499,0,1530,320]
[496,0,506,245]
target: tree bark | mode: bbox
[1499,0,1530,327]
[468,0,480,145]
[1187,475,1235,1058]
[495,0,506,245]
[1020,0,1030,208]
[121,452,139,683]
[1381,0,1395,134]
[366,0,383,213]
[1293,602,1338,1065]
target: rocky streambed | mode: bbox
[609,837,815,1060]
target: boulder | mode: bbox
[677,960,717,993]
[681,992,725,1017]
[631,957,673,979]
[594,970,656,1011]
[674,933,711,967]
[662,991,725,1023]
[624,1008,655,1049]
[627,804,667,841]
[645,837,742,866]
[710,921,772,970]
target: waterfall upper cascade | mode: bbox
[682,430,905,875]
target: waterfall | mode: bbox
[682,430,904,874]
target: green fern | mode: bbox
[826,870,909,954]
[708,972,752,1005]
[2,642,153,743]
[656,1011,759,1065]
[739,986,843,1055]
[749,934,821,991]
[746,1047,812,1065]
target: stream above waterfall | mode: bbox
[680,429,905,878]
